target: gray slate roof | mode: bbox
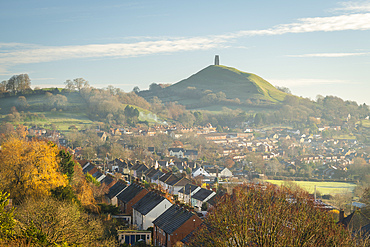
[132,191,169,215]
[178,184,199,195]
[101,175,114,186]
[153,204,195,234]
[117,183,146,203]
[106,180,127,199]
[192,188,215,201]
[82,164,95,173]
[167,177,192,187]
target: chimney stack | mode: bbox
[214,55,219,65]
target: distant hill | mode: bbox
[139,65,288,109]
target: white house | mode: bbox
[205,167,233,178]
[168,148,185,158]
[192,167,210,177]
[178,184,201,204]
[167,177,192,195]
[132,192,173,230]
[191,188,216,212]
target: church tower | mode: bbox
[214,55,220,65]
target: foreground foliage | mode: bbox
[188,183,359,246]
[0,137,68,203]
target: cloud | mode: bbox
[268,78,350,87]
[1,12,370,70]
[234,13,370,37]
[0,37,224,66]
[287,52,370,57]
[333,1,370,13]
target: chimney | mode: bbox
[214,55,220,65]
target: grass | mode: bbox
[154,65,287,110]
[332,134,356,140]
[360,119,370,128]
[266,180,357,196]
[0,92,163,132]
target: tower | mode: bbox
[214,55,219,65]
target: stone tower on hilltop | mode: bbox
[214,55,220,65]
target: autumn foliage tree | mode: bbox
[188,183,356,246]
[0,137,68,203]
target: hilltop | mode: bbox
[138,65,288,110]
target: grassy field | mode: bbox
[360,119,370,128]
[266,180,357,195]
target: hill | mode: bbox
[139,65,288,109]
[0,91,160,132]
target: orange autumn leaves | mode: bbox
[0,137,68,203]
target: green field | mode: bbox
[360,119,370,128]
[266,180,357,195]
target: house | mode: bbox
[158,172,179,191]
[117,183,148,215]
[338,207,370,237]
[156,160,169,168]
[100,174,116,188]
[153,204,202,247]
[92,171,105,182]
[206,190,226,210]
[205,167,233,178]
[192,167,210,178]
[169,161,185,173]
[144,167,160,182]
[97,131,108,142]
[148,147,155,153]
[106,180,127,206]
[28,127,47,136]
[178,184,201,204]
[132,192,173,230]
[82,163,98,175]
[167,177,192,195]
[149,170,165,185]
[191,188,216,212]
[168,148,185,158]
[184,150,198,160]
[117,230,151,245]
[130,162,149,179]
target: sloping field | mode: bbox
[266,180,356,195]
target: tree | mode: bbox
[0,191,15,240]
[73,78,89,92]
[58,149,75,181]
[276,86,292,94]
[6,74,31,93]
[133,86,140,94]
[188,183,355,246]
[64,79,75,92]
[15,197,105,246]
[0,80,7,93]
[0,137,68,203]
[16,96,29,111]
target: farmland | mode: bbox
[266,180,357,195]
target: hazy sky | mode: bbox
[1,0,369,104]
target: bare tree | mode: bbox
[188,183,356,246]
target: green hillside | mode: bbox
[138,65,288,111]
[170,65,287,102]
[0,92,159,132]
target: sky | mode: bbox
[0,0,369,104]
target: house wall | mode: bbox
[220,168,233,178]
[123,189,148,215]
[143,200,172,230]
[169,215,202,246]
[153,225,167,246]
